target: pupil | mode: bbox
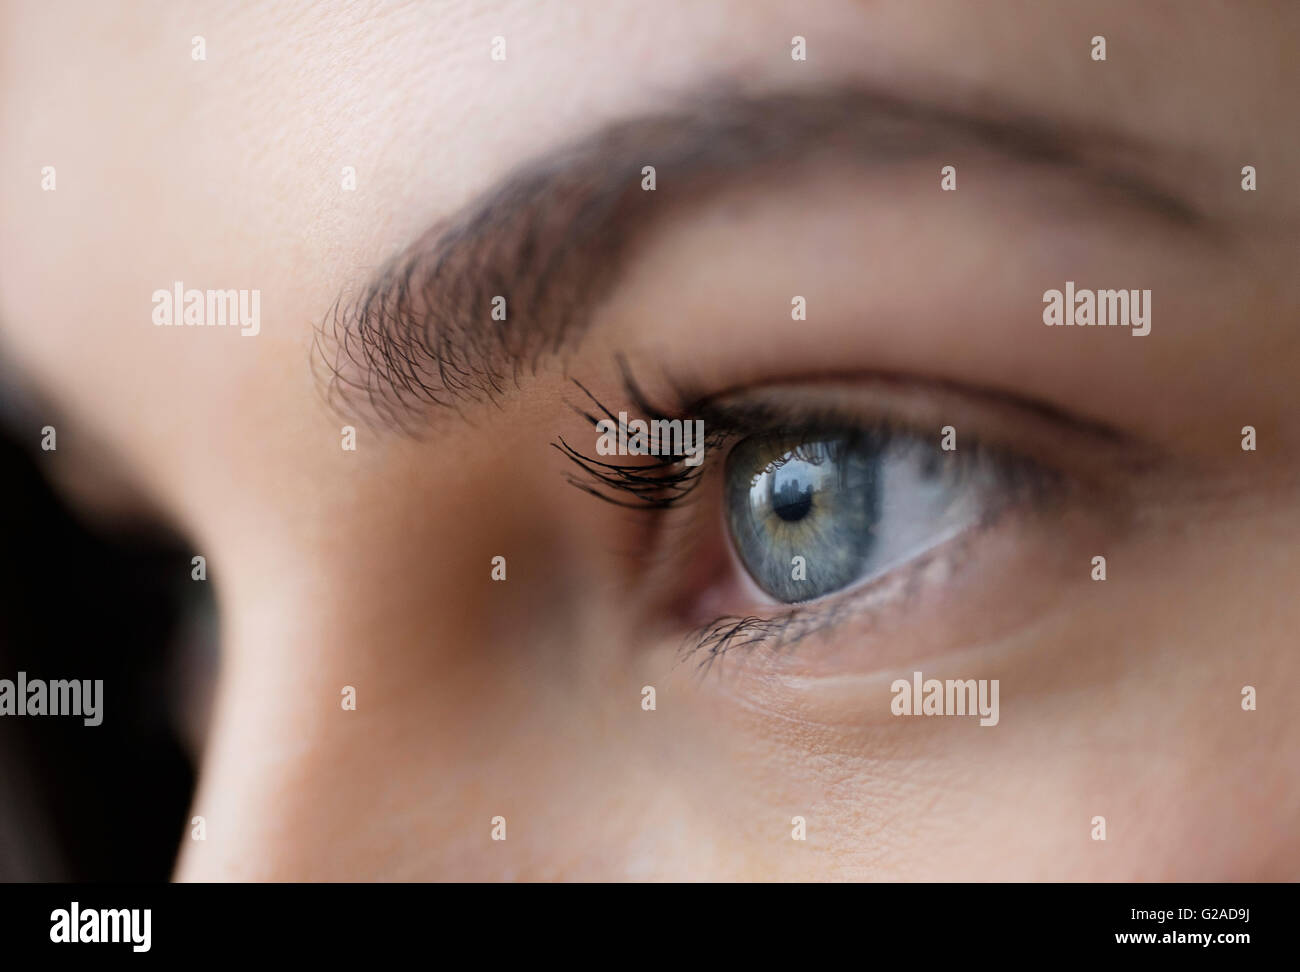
[771,466,815,522]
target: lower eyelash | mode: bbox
[683,581,876,672]
[685,593,858,671]
[684,613,819,673]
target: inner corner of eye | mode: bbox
[720,428,989,605]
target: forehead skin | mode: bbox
[0,1,1297,880]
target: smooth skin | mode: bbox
[1,0,1296,879]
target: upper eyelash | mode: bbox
[553,365,726,510]
[552,357,909,511]
[554,435,708,509]
[552,355,1038,514]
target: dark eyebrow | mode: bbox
[313,85,1205,435]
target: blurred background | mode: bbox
[0,369,205,880]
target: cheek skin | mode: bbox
[677,497,1300,880]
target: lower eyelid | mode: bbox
[684,515,988,667]
[672,437,1115,673]
[688,494,1108,683]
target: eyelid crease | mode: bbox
[660,367,1136,452]
[621,358,1184,499]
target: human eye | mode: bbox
[556,363,1146,668]
[723,426,1001,604]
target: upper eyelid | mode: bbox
[559,366,1079,513]
[556,354,1186,563]
[664,370,1176,495]
[669,369,1136,450]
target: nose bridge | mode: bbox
[171,644,354,881]
[169,595,497,881]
